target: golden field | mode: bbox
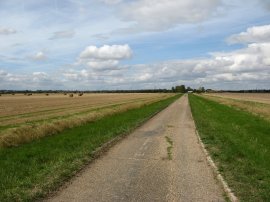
[0,93,173,147]
[202,93,270,121]
[205,93,270,104]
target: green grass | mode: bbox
[0,94,181,202]
[189,94,270,202]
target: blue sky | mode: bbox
[0,0,270,90]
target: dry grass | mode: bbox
[0,93,169,126]
[202,93,270,121]
[0,93,173,147]
[206,93,270,104]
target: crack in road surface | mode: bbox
[47,95,225,202]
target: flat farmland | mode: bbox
[0,94,181,201]
[205,93,270,104]
[203,93,270,121]
[0,93,172,147]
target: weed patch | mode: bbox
[165,136,173,160]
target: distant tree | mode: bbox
[197,86,205,93]
[186,86,193,92]
[171,87,176,93]
[175,85,186,93]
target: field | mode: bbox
[189,94,270,201]
[0,93,172,147]
[203,93,270,121]
[205,92,270,104]
[0,94,181,201]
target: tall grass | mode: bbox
[0,94,181,202]
[189,94,270,201]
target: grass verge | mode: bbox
[0,94,181,202]
[189,94,270,202]
[202,94,270,122]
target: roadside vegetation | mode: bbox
[189,94,270,201]
[203,94,270,121]
[0,94,181,202]
[204,92,270,104]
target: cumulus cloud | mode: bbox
[78,44,132,71]
[100,0,123,5]
[227,24,270,44]
[66,25,270,90]
[32,72,49,81]
[0,70,23,83]
[0,70,62,90]
[0,28,17,35]
[86,60,119,70]
[49,30,75,40]
[31,51,47,61]
[80,44,132,60]
[118,0,221,31]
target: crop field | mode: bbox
[202,93,270,121]
[0,94,181,201]
[0,93,172,147]
[189,94,270,201]
[205,92,270,104]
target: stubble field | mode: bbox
[205,93,270,104]
[0,93,172,147]
[0,93,180,202]
[203,93,270,121]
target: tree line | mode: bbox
[1,87,269,95]
[171,85,205,93]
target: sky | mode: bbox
[0,0,270,90]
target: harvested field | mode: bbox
[0,93,173,147]
[0,95,181,202]
[202,93,270,121]
[206,93,270,104]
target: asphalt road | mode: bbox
[47,95,225,202]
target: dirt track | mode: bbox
[47,95,224,202]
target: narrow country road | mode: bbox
[47,95,225,202]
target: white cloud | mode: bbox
[61,29,270,90]
[0,70,8,77]
[78,44,132,71]
[100,0,123,5]
[118,0,221,31]
[227,24,270,44]
[0,27,17,35]
[49,30,75,40]
[31,51,47,61]
[0,69,62,90]
[86,60,119,70]
[79,44,132,60]
[32,72,49,81]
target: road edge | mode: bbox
[43,95,181,201]
[188,94,239,202]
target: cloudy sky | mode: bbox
[0,0,270,90]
